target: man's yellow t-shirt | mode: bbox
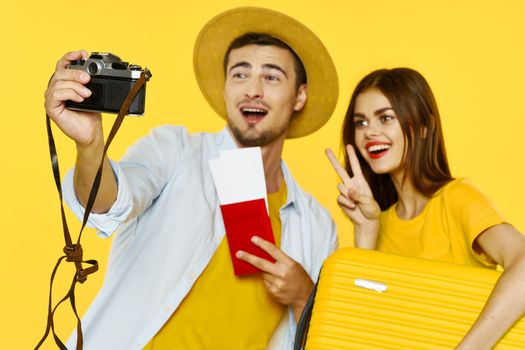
[143,182,288,349]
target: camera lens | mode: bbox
[87,62,99,75]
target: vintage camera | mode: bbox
[66,52,150,116]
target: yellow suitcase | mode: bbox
[297,248,525,349]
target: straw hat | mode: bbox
[193,7,339,138]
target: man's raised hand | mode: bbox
[236,236,313,322]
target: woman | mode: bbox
[326,68,525,349]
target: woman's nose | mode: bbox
[364,120,381,137]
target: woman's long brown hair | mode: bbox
[342,68,453,210]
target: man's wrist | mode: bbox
[292,279,314,323]
[294,278,313,305]
[76,134,105,163]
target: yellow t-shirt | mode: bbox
[143,182,288,350]
[377,178,505,268]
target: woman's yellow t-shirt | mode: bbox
[143,183,288,350]
[377,178,505,268]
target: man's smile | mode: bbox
[239,103,269,126]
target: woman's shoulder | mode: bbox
[437,178,499,214]
[440,178,485,199]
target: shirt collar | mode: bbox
[215,127,298,210]
[216,127,238,151]
[280,161,297,210]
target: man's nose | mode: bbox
[245,77,263,99]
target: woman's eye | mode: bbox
[380,114,394,122]
[353,119,368,128]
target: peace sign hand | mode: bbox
[325,145,380,249]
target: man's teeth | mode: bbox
[368,144,391,153]
[242,108,266,113]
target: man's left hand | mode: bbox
[236,236,314,322]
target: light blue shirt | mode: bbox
[64,126,337,350]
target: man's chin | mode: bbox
[235,134,268,147]
[229,125,283,147]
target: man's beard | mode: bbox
[229,122,288,147]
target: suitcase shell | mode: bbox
[306,248,525,349]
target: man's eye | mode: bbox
[266,75,279,81]
[232,72,246,79]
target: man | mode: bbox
[45,7,339,350]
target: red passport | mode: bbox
[220,198,275,275]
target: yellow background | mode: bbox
[1,0,524,348]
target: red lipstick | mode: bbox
[365,141,391,159]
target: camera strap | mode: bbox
[36,69,152,350]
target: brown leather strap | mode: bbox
[36,68,152,349]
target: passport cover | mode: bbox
[220,198,275,275]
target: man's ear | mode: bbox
[294,84,307,111]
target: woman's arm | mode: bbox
[457,223,525,349]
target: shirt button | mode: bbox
[163,306,171,313]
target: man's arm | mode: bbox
[45,50,117,213]
[73,137,117,213]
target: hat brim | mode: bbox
[193,7,339,139]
